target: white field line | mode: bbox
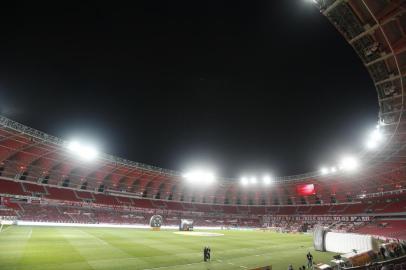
[143,257,248,270]
[228,261,248,268]
[142,246,273,270]
[143,261,205,270]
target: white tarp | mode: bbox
[324,232,377,253]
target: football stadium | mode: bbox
[2,0,406,269]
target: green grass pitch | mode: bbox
[0,226,336,270]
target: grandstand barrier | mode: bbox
[15,221,230,230]
[342,250,377,267]
[343,255,406,270]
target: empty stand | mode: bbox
[0,179,26,196]
[22,182,47,194]
[45,187,79,202]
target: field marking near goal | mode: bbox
[173,231,224,237]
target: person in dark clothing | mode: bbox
[203,247,207,262]
[306,252,313,269]
[207,247,211,261]
[380,246,386,260]
[401,241,406,253]
[389,248,395,258]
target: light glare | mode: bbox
[366,128,384,150]
[366,140,378,149]
[68,141,81,152]
[263,175,272,185]
[241,177,248,186]
[340,156,358,171]
[320,167,329,175]
[67,141,98,161]
[183,170,216,184]
[371,129,383,141]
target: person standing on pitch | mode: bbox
[306,252,313,269]
[207,246,211,261]
[203,247,207,262]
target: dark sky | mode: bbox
[0,1,378,178]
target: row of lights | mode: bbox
[320,156,359,175]
[240,175,272,186]
[320,123,385,176]
[68,123,385,183]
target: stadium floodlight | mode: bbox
[320,167,329,175]
[340,156,358,171]
[67,141,98,161]
[68,141,81,152]
[241,177,248,186]
[330,167,337,173]
[366,128,383,150]
[263,175,272,185]
[370,129,383,141]
[182,170,216,184]
[366,139,378,149]
[250,177,257,184]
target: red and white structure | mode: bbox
[1,0,406,240]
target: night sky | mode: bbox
[0,1,378,178]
